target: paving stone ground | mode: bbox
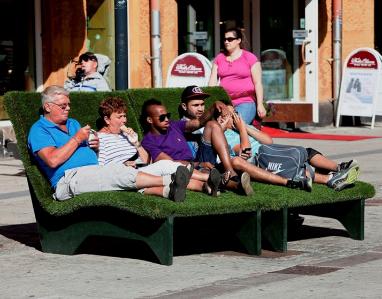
[1,124,382,298]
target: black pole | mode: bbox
[114,0,128,89]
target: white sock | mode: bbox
[163,175,172,186]
[163,185,170,198]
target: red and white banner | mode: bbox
[336,48,382,128]
[166,53,211,87]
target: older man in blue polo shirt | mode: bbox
[27,85,191,202]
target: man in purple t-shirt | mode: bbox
[141,98,253,196]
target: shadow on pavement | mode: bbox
[0,222,40,250]
[288,224,349,241]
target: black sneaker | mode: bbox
[286,176,313,192]
[327,164,360,191]
[203,168,221,197]
[338,159,359,172]
[168,166,191,202]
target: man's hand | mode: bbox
[88,134,99,151]
[74,125,91,143]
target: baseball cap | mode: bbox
[181,85,210,102]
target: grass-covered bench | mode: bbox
[4,88,375,265]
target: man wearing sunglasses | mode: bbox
[28,86,192,202]
[64,52,111,92]
[140,97,254,196]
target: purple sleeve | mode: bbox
[173,120,187,133]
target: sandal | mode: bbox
[203,168,221,197]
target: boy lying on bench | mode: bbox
[216,106,360,191]
[27,86,192,202]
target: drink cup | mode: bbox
[88,129,97,142]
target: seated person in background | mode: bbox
[64,52,111,92]
[140,98,253,196]
[217,109,360,191]
[28,86,191,202]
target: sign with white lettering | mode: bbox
[192,31,208,40]
[166,53,212,87]
[336,48,382,128]
[292,30,308,38]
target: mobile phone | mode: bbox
[242,147,251,154]
[135,162,148,168]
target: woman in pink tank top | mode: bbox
[209,27,266,125]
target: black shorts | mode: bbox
[306,147,321,161]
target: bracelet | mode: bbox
[72,136,81,145]
[134,142,141,148]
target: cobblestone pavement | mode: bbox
[1,124,382,298]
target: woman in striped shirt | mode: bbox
[97,96,148,167]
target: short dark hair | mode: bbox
[79,51,98,63]
[139,98,162,133]
[97,97,127,129]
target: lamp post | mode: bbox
[115,0,128,89]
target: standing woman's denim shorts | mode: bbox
[234,102,257,124]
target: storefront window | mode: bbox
[178,0,215,60]
[86,0,115,89]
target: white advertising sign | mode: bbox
[166,53,212,87]
[336,48,382,128]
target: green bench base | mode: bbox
[262,199,365,253]
[31,174,364,265]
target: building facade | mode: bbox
[0,0,379,124]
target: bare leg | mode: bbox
[144,186,165,196]
[191,169,209,182]
[187,178,204,191]
[313,172,330,184]
[135,172,165,189]
[310,154,338,172]
[231,157,288,186]
[202,120,237,175]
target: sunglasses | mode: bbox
[79,56,97,63]
[49,102,70,110]
[224,37,238,42]
[155,113,171,122]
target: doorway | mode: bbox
[0,0,35,96]
[177,0,318,122]
[255,0,318,122]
